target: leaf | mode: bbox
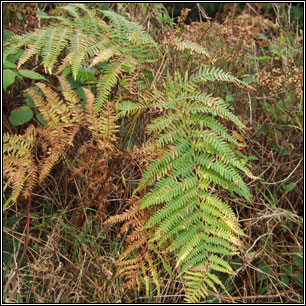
[3,59,17,69]
[294,273,303,288]
[248,155,259,160]
[3,69,17,90]
[36,113,48,126]
[18,69,48,81]
[257,262,271,281]
[281,275,290,288]
[243,77,258,83]
[9,106,34,126]
[281,264,293,276]
[232,130,244,142]
[3,30,14,42]
[283,182,296,192]
[36,11,49,18]
[3,172,32,211]
[293,255,303,268]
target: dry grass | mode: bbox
[3,3,303,303]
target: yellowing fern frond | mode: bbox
[134,65,254,302]
[3,125,37,202]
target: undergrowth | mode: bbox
[3,3,303,303]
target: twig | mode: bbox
[12,193,32,300]
[261,157,303,185]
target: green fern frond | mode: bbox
[135,65,254,302]
[42,27,72,73]
[16,29,49,69]
[4,32,35,59]
[191,65,254,89]
[172,38,209,57]
[101,10,157,47]
[69,29,92,80]
[118,99,150,118]
[95,56,137,112]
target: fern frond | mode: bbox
[3,125,37,202]
[134,65,254,302]
[99,102,120,142]
[69,29,92,80]
[96,56,137,112]
[58,76,81,111]
[83,87,119,141]
[42,27,72,73]
[4,32,36,58]
[191,65,254,89]
[172,38,209,57]
[89,46,120,68]
[101,10,157,47]
[118,99,150,118]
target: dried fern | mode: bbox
[3,125,37,202]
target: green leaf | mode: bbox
[294,272,303,288]
[160,256,173,278]
[9,106,33,126]
[36,10,49,18]
[18,69,47,81]
[248,155,259,160]
[293,255,303,268]
[243,77,258,83]
[16,11,23,20]
[3,59,17,69]
[3,69,17,90]
[257,56,272,60]
[272,145,288,156]
[281,264,293,276]
[283,182,296,192]
[121,64,134,72]
[25,97,36,108]
[257,262,271,281]
[36,113,48,126]
[3,30,14,42]
[281,275,290,288]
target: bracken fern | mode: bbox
[3,4,255,302]
[134,69,254,302]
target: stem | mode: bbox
[12,193,32,299]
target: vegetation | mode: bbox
[3,3,303,303]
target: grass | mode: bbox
[3,3,303,303]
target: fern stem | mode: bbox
[151,51,167,89]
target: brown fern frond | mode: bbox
[89,46,118,68]
[103,196,141,226]
[116,254,143,292]
[119,236,148,261]
[55,54,71,75]
[37,126,78,183]
[83,87,119,142]
[83,87,100,134]
[17,45,36,69]
[58,76,83,120]
[36,83,71,125]
[3,125,37,202]
[102,195,160,296]
[25,88,54,125]
[99,101,119,142]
